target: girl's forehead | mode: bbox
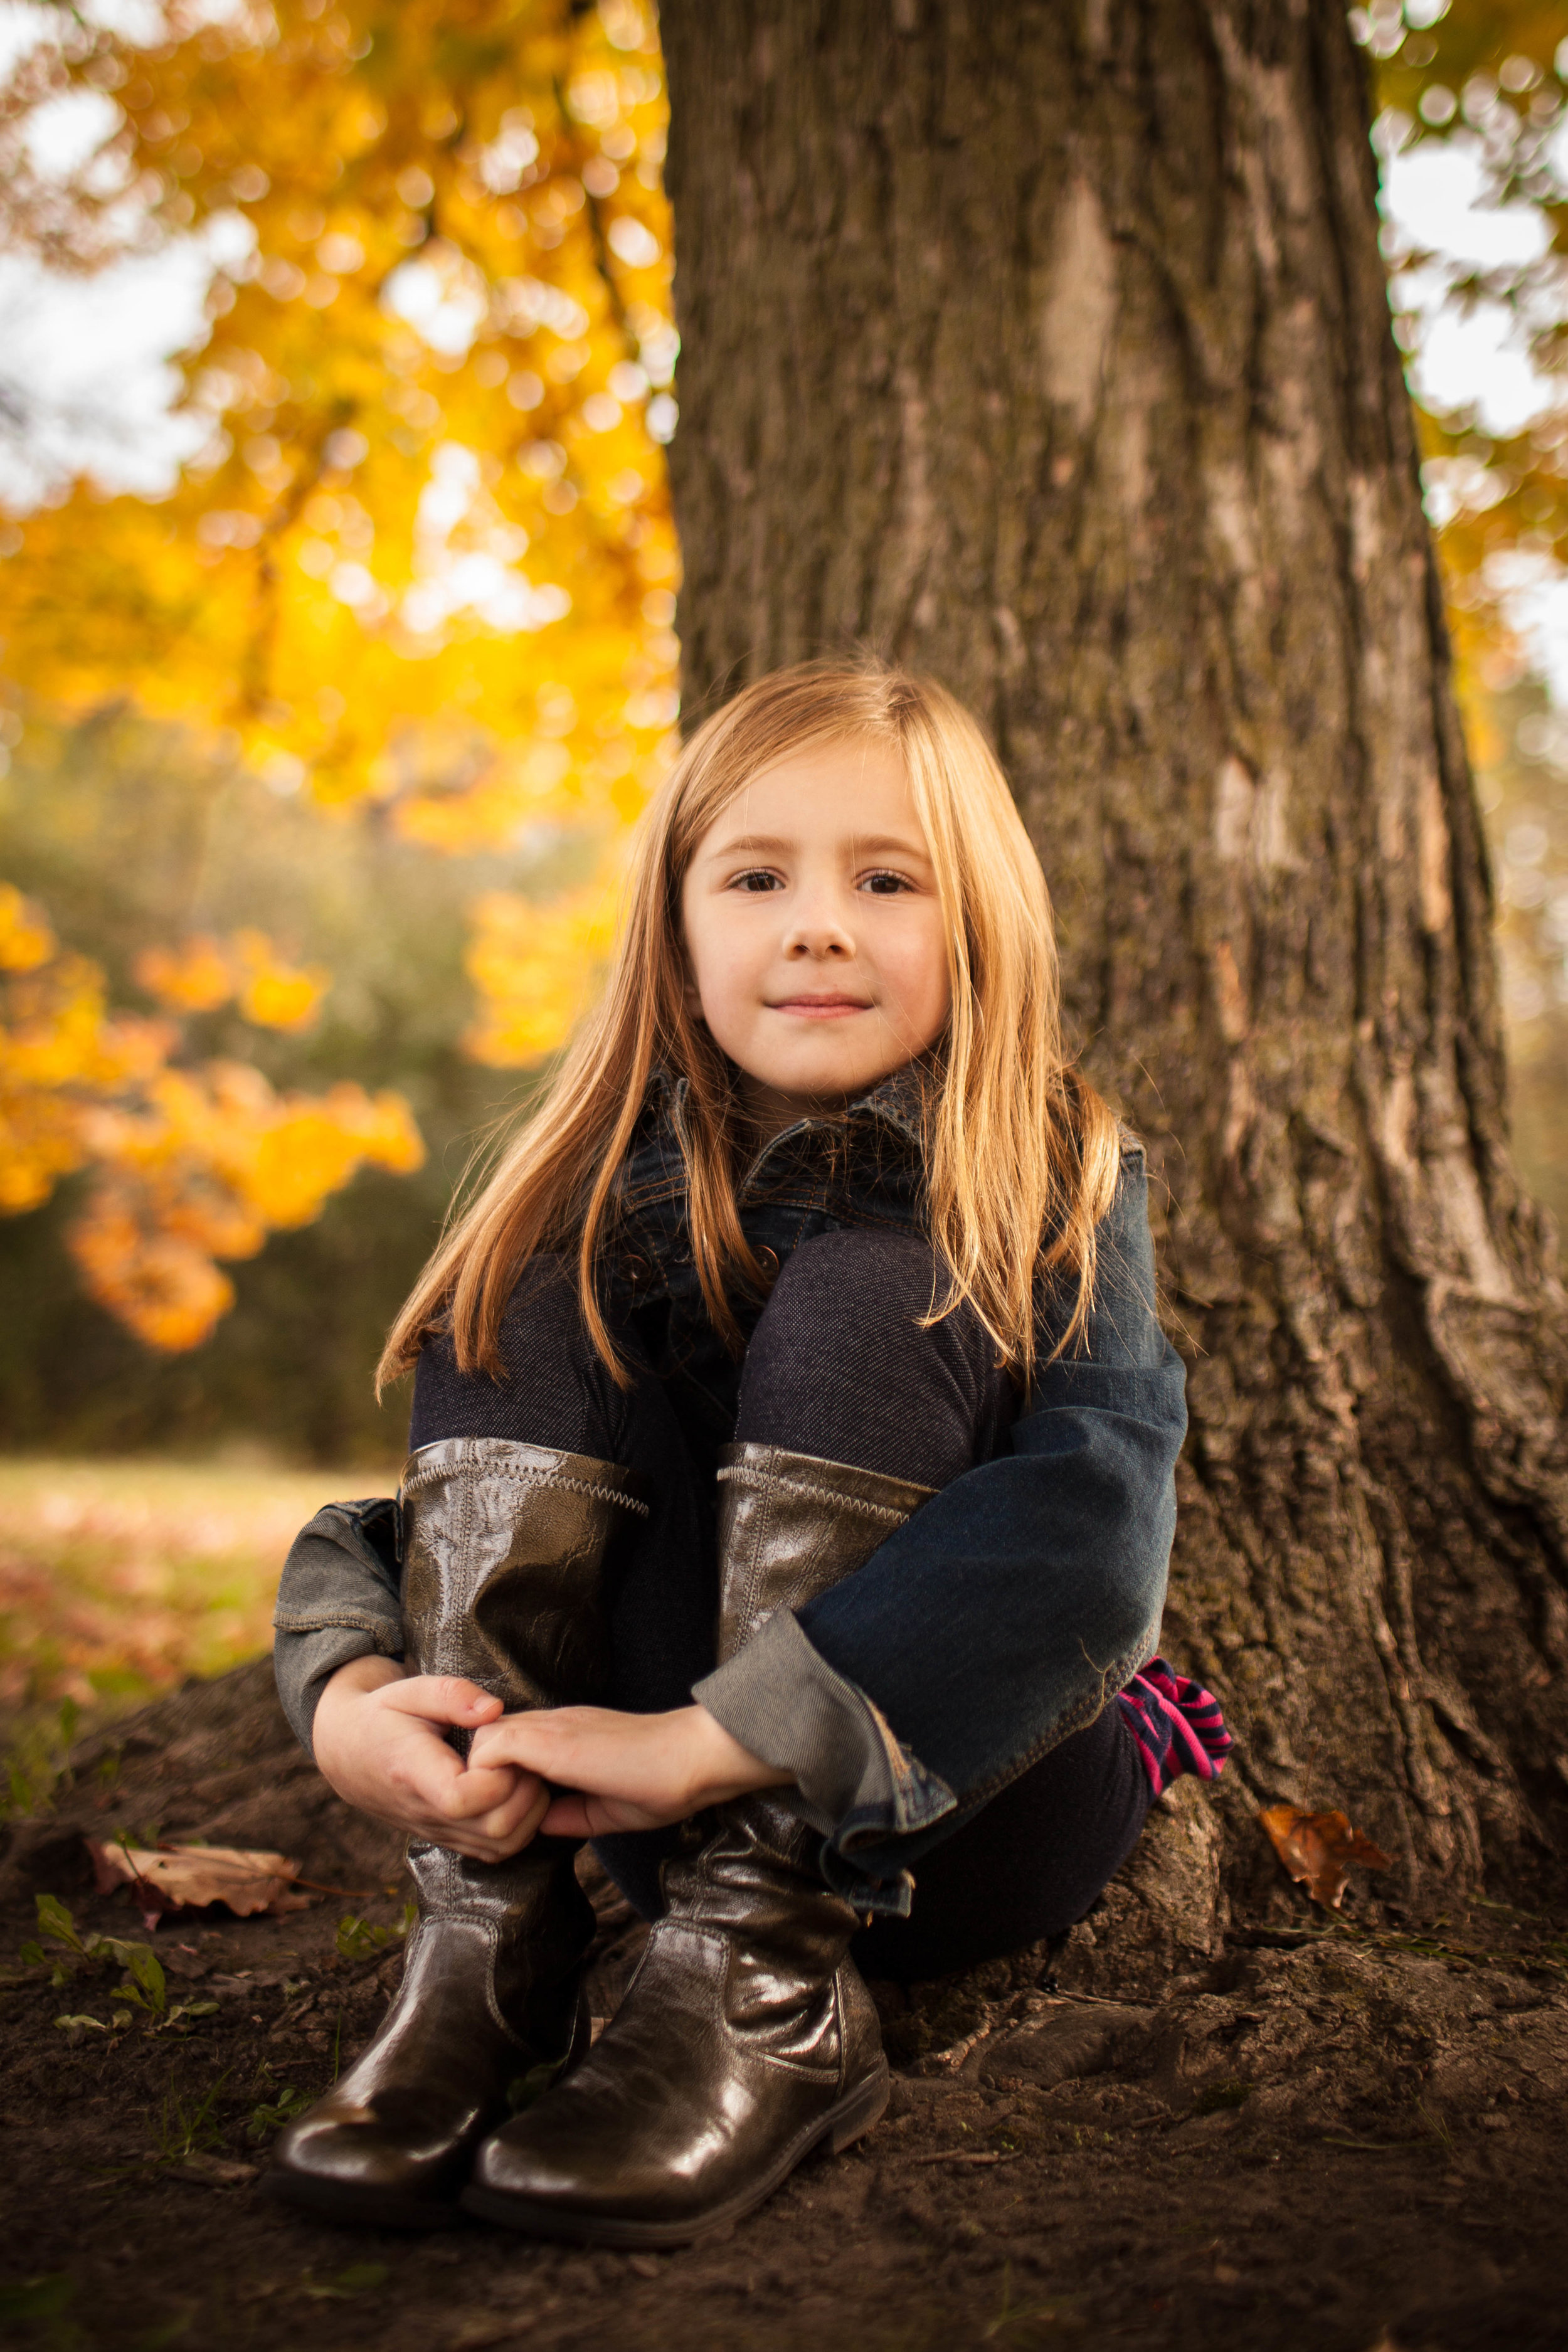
[714,739,919,827]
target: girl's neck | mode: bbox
[736,1071,851,1143]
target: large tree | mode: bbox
[659,0,1568,1902]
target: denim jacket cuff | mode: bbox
[692,1609,956,1873]
[272,1498,403,1756]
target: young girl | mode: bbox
[265,660,1227,2243]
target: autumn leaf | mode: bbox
[87,1839,312,1927]
[1259,1806,1393,1910]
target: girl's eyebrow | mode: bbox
[707,833,793,856]
[706,831,931,859]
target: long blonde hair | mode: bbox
[379,659,1123,1391]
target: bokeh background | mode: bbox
[2,0,1566,1744]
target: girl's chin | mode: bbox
[746,1057,906,1106]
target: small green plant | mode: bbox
[246,2076,315,2142]
[335,1901,415,1960]
[25,1897,216,2030]
[152,2070,232,2165]
[114,1943,168,2017]
[22,1893,98,1989]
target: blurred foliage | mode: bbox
[0,0,678,815]
[0,0,674,1353]
[1361,0,1568,1233]
[1,874,423,1349]
[0,707,554,1452]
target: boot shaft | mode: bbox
[397,1439,642,1937]
[713,1444,933,1665]
[662,1444,935,1949]
[400,1437,647,1707]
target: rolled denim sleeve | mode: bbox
[694,1608,956,1846]
[272,1496,404,1755]
[704,1143,1188,1909]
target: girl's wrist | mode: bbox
[320,1653,405,1706]
[314,1653,405,1754]
[684,1703,792,1808]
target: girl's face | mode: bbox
[680,736,952,1133]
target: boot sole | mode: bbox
[459,2057,891,2247]
[260,2166,469,2232]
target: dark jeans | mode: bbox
[410,1232,1152,1983]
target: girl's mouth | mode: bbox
[769,994,873,1019]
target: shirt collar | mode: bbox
[644,1057,931,1190]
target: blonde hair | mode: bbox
[379,659,1123,1392]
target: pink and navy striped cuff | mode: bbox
[1116,1656,1233,1796]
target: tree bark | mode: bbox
[659,0,1568,1899]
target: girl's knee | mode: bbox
[755,1230,945,1357]
[736,1231,1012,1485]
[410,1254,628,1454]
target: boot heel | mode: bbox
[827,2060,891,2154]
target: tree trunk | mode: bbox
[659,0,1568,1901]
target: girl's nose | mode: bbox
[783,915,852,958]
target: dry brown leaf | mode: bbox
[1259,1806,1392,1909]
[87,1838,312,1927]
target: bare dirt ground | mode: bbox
[3,1664,1565,2352]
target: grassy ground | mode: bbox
[0,1456,387,1759]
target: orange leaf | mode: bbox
[87,1839,312,1927]
[1259,1805,1392,1910]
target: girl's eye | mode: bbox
[860,870,911,896]
[732,869,782,893]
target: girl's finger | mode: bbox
[379,1675,504,1727]
[537,1791,596,1838]
[467,1715,559,1773]
[438,1761,522,1821]
[473,1773,550,1847]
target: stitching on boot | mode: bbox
[401,1463,650,1517]
[716,1466,914,1526]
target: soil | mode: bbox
[2,1666,1565,2352]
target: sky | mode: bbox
[1382,132,1568,701]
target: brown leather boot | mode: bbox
[264,1437,645,2229]
[462,1444,932,2247]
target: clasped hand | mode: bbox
[312,1655,787,1865]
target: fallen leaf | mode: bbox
[87,1840,312,1927]
[1259,1806,1392,1909]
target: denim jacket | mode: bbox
[273,1067,1187,1912]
